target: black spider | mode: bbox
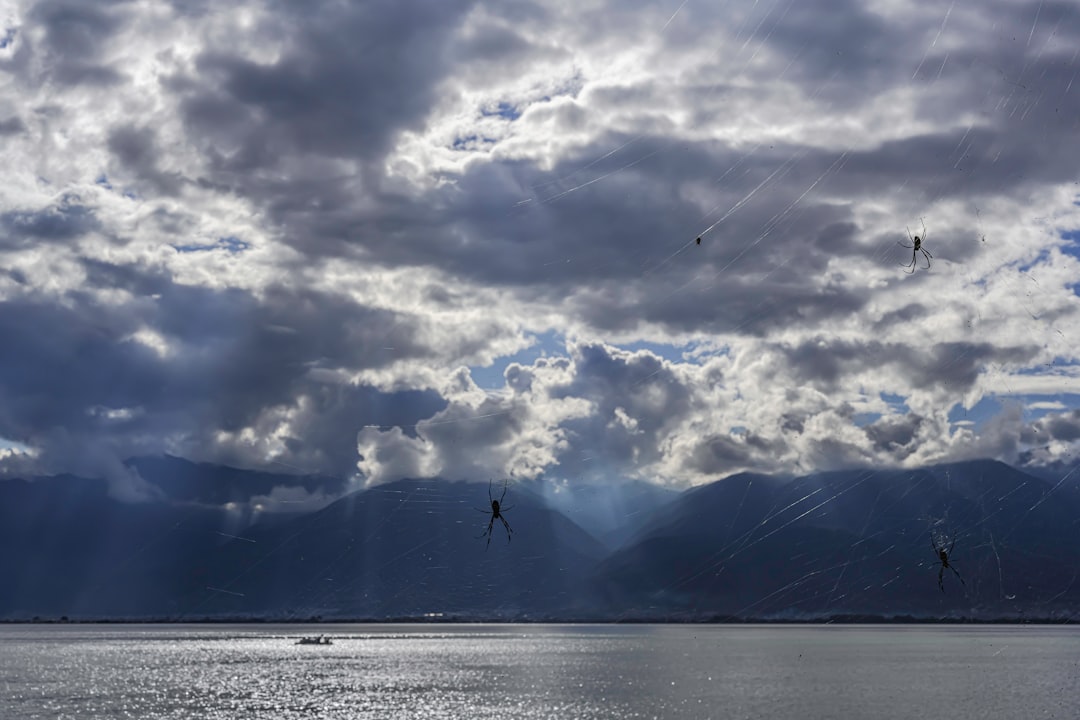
[899,218,933,273]
[696,236,701,245]
[931,535,965,592]
[476,479,513,549]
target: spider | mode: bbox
[476,479,513,549]
[898,218,933,273]
[931,534,965,592]
[696,236,702,245]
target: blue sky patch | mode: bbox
[1062,231,1080,297]
[948,396,1002,429]
[481,102,521,121]
[469,330,565,389]
[1061,229,1080,255]
[880,392,910,414]
[0,436,31,454]
[1017,248,1051,274]
[172,236,251,254]
[452,135,497,151]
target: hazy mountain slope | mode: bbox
[530,477,681,549]
[0,476,237,618]
[3,458,1078,620]
[171,478,609,619]
[594,460,1080,619]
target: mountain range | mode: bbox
[2,456,1078,621]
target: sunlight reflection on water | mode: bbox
[2,624,1078,719]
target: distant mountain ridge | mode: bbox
[596,460,1080,619]
[2,458,1078,621]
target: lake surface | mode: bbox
[1,624,1077,719]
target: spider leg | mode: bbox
[499,515,513,541]
[499,479,508,504]
[476,507,493,514]
[921,249,932,269]
[902,250,917,273]
[950,564,965,585]
[475,516,494,538]
[483,517,496,549]
[930,536,939,553]
[499,504,515,513]
[488,479,494,505]
[948,537,956,555]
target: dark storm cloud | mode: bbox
[4,0,1078,490]
[744,0,1080,128]
[550,343,697,472]
[804,435,874,470]
[749,0,903,100]
[107,125,184,196]
[1045,412,1080,442]
[780,338,1038,393]
[781,413,805,435]
[688,427,790,476]
[431,0,1080,330]
[354,341,710,483]
[554,343,695,431]
[80,256,163,290]
[188,103,1032,343]
[173,0,475,175]
[689,433,755,473]
[440,137,703,283]
[0,261,446,482]
[133,0,1074,348]
[0,298,164,439]
[810,3,1080,209]
[1,267,28,285]
[51,61,124,87]
[28,0,127,86]
[454,17,545,65]
[872,304,928,333]
[0,197,100,248]
[347,138,876,336]
[397,108,1078,339]
[170,107,1039,343]
[161,0,215,18]
[837,126,1080,210]
[276,383,446,469]
[1023,409,1080,444]
[0,116,25,135]
[864,414,924,457]
[915,342,1038,390]
[145,206,199,237]
[627,273,868,338]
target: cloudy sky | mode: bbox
[1,0,1078,500]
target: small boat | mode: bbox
[296,634,332,645]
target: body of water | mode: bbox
[1,624,1077,719]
